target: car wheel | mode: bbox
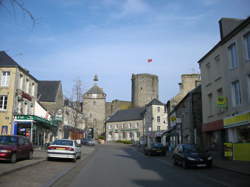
[207,163,212,168]
[28,151,33,160]
[182,160,188,169]
[47,157,51,161]
[10,153,17,163]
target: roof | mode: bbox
[146,98,164,106]
[85,85,105,95]
[38,81,61,102]
[106,107,145,123]
[0,51,38,82]
[198,17,250,64]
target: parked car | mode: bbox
[172,144,213,169]
[47,139,81,162]
[0,135,33,163]
[144,142,166,156]
[81,138,96,146]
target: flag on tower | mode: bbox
[147,59,153,63]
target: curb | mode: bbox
[0,159,46,177]
[212,164,250,176]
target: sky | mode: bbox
[0,0,249,102]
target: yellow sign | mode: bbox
[224,112,250,128]
[217,96,227,106]
[170,116,176,122]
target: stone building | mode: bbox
[38,81,64,139]
[198,17,250,160]
[131,73,158,108]
[82,78,106,138]
[106,107,145,142]
[106,99,132,119]
[144,99,167,134]
[167,85,203,148]
[0,51,38,136]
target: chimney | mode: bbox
[219,18,244,40]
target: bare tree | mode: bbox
[70,79,85,134]
[0,0,36,26]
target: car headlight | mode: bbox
[207,156,213,160]
[187,157,197,161]
[0,149,11,153]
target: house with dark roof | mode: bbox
[105,107,145,142]
[38,80,64,138]
[144,98,167,135]
[0,51,38,135]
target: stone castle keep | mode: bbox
[131,73,159,108]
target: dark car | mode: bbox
[0,135,33,163]
[172,144,213,169]
[144,143,166,156]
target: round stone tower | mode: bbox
[131,73,159,108]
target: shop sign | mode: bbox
[224,143,233,158]
[224,112,250,128]
[15,115,33,121]
[22,91,32,101]
[217,96,227,108]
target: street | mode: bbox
[54,144,250,187]
[0,144,250,187]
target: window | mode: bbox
[228,43,238,69]
[31,83,35,96]
[123,124,125,129]
[0,96,8,111]
[208,93,213,116]
[19,74,23,90]
[157,116,160,122]
[206,62,211,81]
[231,80,241,107]
[244,32,250,60]
[157,126,161,131]
[1,71,10,87]
[26,79,29,93]
[128,123,131,128]
[217,88,224,113]
[215,55,221,76]
[136,131,140,138]
[157,107,160,112]
[136,123,139,128]
[108,125,111,129]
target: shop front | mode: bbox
[13,115,57,147]
[224,111,250,161]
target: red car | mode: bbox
[0,135,33,163]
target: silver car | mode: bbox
[47,139,81,162]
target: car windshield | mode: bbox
[52,140,73,146]
[183,144,200,152]
[0,136,17,145]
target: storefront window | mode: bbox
[238,126,250,143]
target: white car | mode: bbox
[47,139,81,162]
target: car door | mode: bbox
[17,137,25,159]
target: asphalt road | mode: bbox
[0,146,95,187]
[55,144,250,187]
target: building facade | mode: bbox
[198,17,250,160]
[131,73,158,108]
[83,83,106,138]
[0,51,38,136]
[105,107,145,142]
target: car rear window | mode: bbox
[0,136,17,145]
[52,140,73,146]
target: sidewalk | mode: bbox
[0,145,93,177]
[135,145,250,176]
